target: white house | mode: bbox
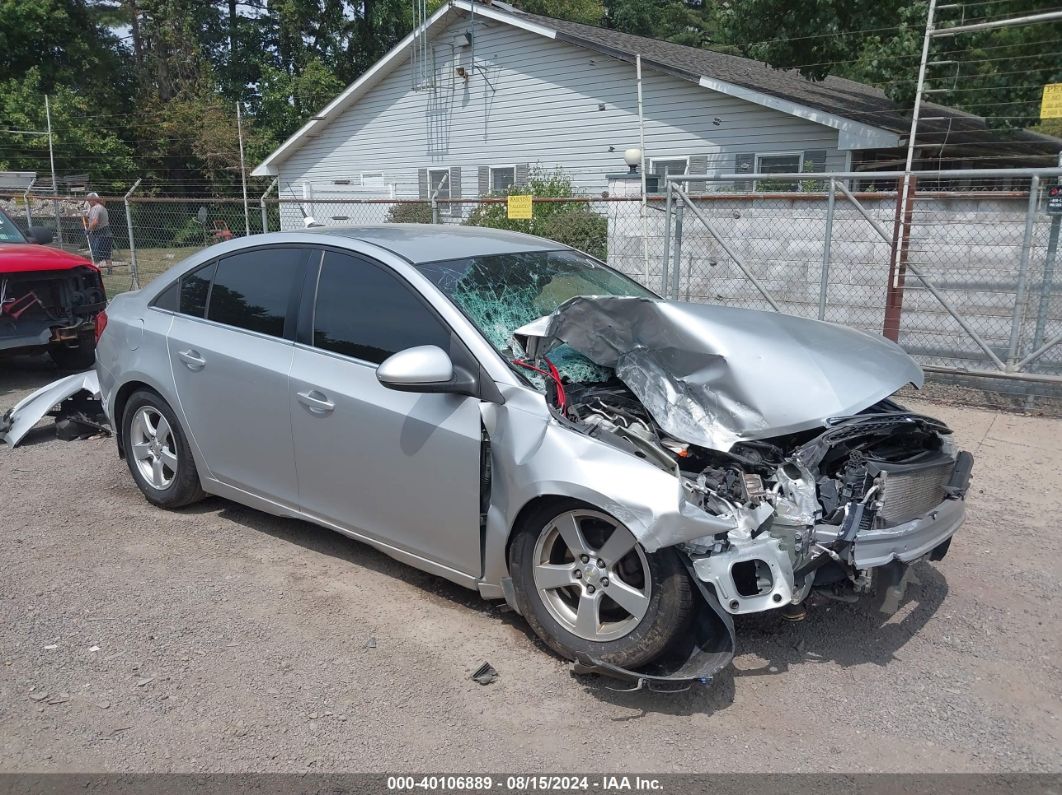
[252,0,1060,222]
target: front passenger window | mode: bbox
[313,251,451,364]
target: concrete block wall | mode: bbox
[607,190,1060,375]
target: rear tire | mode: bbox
[121,390,205,509]
[510,499,693,669]
[49,339,96,371]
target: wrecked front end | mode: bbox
[515,296,973,684]
[675,406,972,618]
[0,266,105,357]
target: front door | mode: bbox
[290,250,483,577]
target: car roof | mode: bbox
[305,224,565,264]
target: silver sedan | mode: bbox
[95,226,972,684]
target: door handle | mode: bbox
[296,389,335,415]
[177,349,206,370]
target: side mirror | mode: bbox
[376,345,478,397]
[26,226,54,245]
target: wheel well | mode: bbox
[113,381,159,456]
[504,495,585,571]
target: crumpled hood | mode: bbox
[516,296,924,451]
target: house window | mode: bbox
[361,172,385,188]
[490,166,515,193]
[428,168,454,215]
[755,152,803,191]
[649,158,688,193]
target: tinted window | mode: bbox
[313,251,450,365]
[179,261,216,317]
[206,248,304,337]
[154,281,179,311]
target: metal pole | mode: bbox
[887,0,938,331]
[1034,219,1059,354]
[1008,175,1041,365]
[124,179,142,289]
[660,179,673,295]
[45,95,63,247]
[260,176,279,234]
[1032,155,1062,356]
[933,9,1062,36]
[671,202,684,300]
[819,177,836,320]
[236,102,250,236]
[636,54,650,283]
[22,177,35,227]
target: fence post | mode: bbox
[260,177,279,234]
[22,178,35,227]
[124,179,142,290]
[819,177,836,320]
[1033,207,1060,354]
[1007,175,1041,366]
[660,180,673,295]
[670,201,684,300]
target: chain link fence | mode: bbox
[4,169,1058,407]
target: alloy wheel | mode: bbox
[532,509,651,642]
[129,406,178,490]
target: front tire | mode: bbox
[121,390,205,508]
[510,500,693,669]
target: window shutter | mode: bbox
[803,150,827,173]
[417,168,428,200]
[478,166,489,196]
[734,153,755,191]
[515,162,530,188]
[688,154,708,193]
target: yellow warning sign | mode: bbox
[1041,83,1062,119]
[507,194,533,220]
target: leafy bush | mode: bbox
[463,168,607,261]
[386,201,433,224]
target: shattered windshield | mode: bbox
[417,250,655,383]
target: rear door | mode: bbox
[166,246,308,506]
[289,249,483,576]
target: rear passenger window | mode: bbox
[313,251,451,365]
[179,261,216,317]
[206,248,305,337]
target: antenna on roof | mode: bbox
[411,0,433,91]
[284,183,322,228]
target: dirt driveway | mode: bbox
[1,358,1060,774]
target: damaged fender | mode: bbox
[1,370,101,447]
[481,386,737,578]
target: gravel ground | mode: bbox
[1,356,1060,774]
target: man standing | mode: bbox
[84,192,113,274]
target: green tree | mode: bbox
[606,0,718,47]
[513,0,604,26]
[720,0,1062,130]
[0,68,136,192]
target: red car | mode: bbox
[0,208,106,370]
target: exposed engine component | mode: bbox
[536,370,970,617]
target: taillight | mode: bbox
[94,310,108,343]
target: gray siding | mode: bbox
[278,11,846,203]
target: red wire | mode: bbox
[513,357,567,411]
